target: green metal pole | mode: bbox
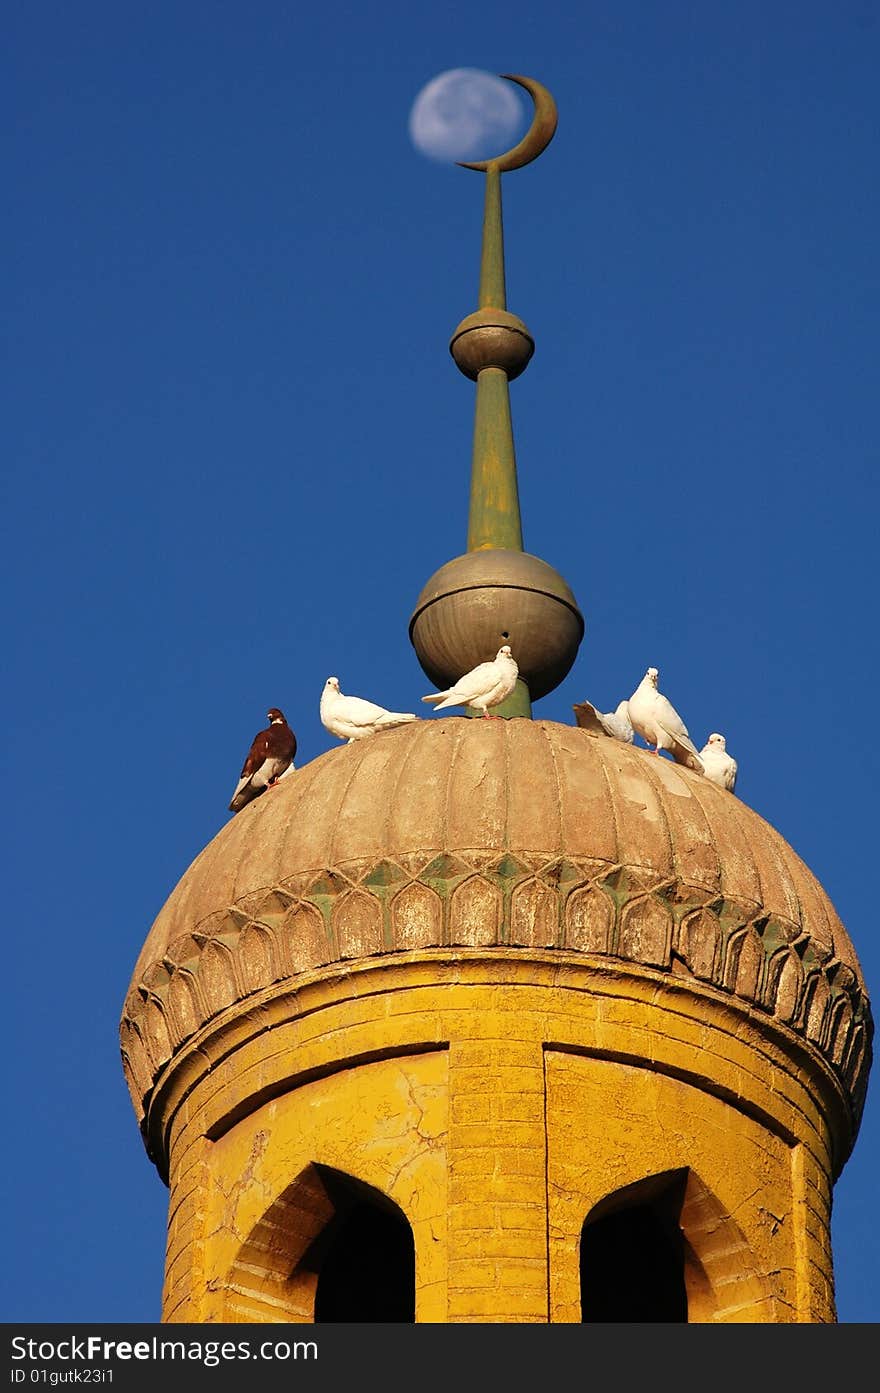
[465,165,531,717]
[466,367,524,554]
[467,165,525,556]
[478,166,507,310]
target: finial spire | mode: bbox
[410,75,584,719]
[450,76,558,562]
[448,76,558,712]
[461,72,558,310]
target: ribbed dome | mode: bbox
[121,718,871,1139]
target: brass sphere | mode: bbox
[449,308,535,381]
[409,549,584,701]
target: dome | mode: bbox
[121,718,871,1147]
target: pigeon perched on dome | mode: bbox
[422,644,519,718]
[573,698,634,743]
[228,707,297,813]
[698,732,738,792]
[627,667,704,773]
[320,677,418,743]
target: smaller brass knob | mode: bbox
[449,307,535,381]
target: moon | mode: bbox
[408,69,525,164]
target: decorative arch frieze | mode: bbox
[121,851,872,1131]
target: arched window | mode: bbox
[221,1163,417,1323]
[310,1169,415,1323]
[580,1171,688,1322]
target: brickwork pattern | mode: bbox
[156,964,837,1322]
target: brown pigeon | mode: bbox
[228,707,297,813]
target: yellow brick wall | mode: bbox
[156,954,838,1322]
[546,1052,796,1321]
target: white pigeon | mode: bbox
[698,732,738,792]
[422,644,519,718]
[573,698,634,743]
[627,666,704,773]
[320,677,418,743]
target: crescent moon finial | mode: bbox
[457,74,557,174]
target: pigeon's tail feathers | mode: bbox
[422,692,447,705]
[229,753,294,812]
[429,691,469,712]
[229,779,253,813]
[374,711,418,728]
[677,730,703,761]
[574,699,634,744]
[665,729,704,773]
[573,700,605,735]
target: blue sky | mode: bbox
[4,1,878,1322]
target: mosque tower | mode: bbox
[120,76,871,1323]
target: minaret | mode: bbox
[121,76,872,1323]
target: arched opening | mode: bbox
[309,1168,415,1323]
[580,1170,688,1322]
[222,1163,417,1323]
